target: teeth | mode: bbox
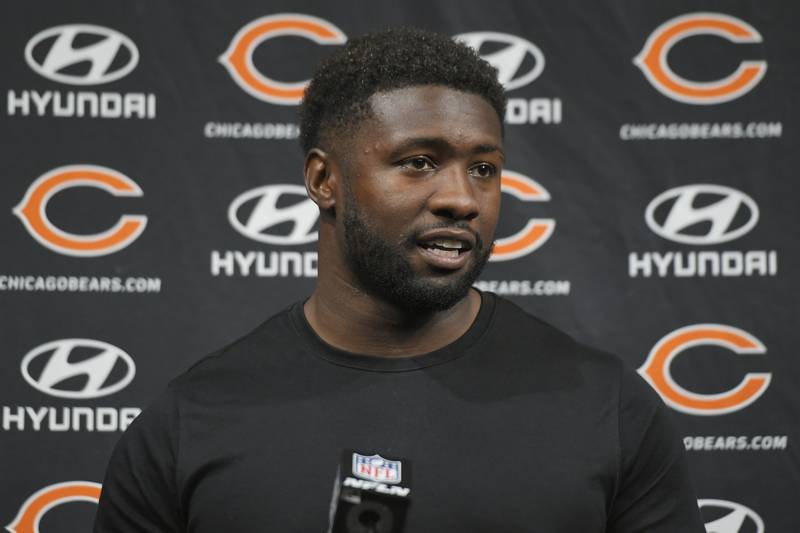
[430,238,464,249]
[429,248,459,258]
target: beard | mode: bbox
[341,186,492,313]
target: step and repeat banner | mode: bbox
[1,1,797,531]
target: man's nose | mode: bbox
[428,167,480,221]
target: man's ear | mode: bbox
[304,148,338,212]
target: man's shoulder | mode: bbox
[489,294,670,413]
[489,293,623,371]
[167,301,301,396]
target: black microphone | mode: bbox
[328,450,412,533]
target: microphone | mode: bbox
[328,450,412,533]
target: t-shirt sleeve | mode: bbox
[94,388,184,533]
[607,367,705,533]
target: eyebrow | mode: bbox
[474,143,505,161]
[387,137,505,161]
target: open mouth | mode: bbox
[414,228,477,270]
[418,238,472,258]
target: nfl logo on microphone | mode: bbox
[352,452,402,484]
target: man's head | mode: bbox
[299,27,506,154]
[301,28,506,313]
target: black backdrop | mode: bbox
[1,1,798,531]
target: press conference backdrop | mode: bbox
[1,0,797,531]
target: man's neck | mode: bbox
[303,275,481,357]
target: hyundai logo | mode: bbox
[228,184,319,245]
[21,338,136,399]
[699,499,764,533]
[25,24,139,85]
[454,31,545,91]
[645,184,759,245]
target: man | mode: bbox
[95,28,705,532]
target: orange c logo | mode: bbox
[634,12,767,105]
[7,481,101,533]
[490,171,554,262]
[13,165,147,257]
[638,324,771,416]
[219,13,347,105]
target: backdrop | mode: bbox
[1,1,797,531]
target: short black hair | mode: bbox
[299,27,506,153]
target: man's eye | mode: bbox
[401,157,435,171]
[469,163,496,178]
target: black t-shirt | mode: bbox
[94,292,704,532]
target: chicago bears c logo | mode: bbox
[634,12,767,104]
[490,171,554,262]
[13,165,147,257]
[638,324,771,416]
[219,13,346,105]
[7,481,101,533]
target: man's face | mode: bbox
[334,85,504,312]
